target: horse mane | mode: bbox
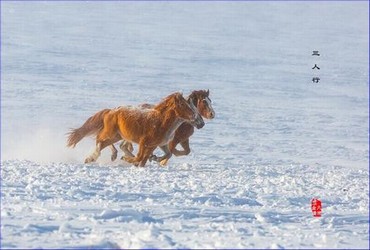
[154,92,182,113]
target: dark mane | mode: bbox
[154,92,182,112]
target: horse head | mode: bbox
[171,92,204,129]
[189,89,215,119]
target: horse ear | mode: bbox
[206,89,209,96]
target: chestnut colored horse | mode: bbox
[118,90,215,165]
[67,92,204,167]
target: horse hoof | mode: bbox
[111,154,117,162]
[149,155,158,162]
[122,156,133,163]
[85,158,93,164]
[160,159,169,166]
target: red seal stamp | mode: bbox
[311,198,322,217]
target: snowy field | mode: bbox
[1,1,369,249]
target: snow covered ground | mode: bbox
[1,1,369,249]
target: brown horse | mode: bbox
[119,90,215,165]
[67,92,204,167]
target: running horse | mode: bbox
[67,92,204,167]
[118,89,215,165]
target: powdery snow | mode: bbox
[1,160,368,248]
[1,1,369,249]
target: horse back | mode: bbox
[114,107,160,144]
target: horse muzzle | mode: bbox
[207,111,215,119]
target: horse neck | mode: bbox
[187,93,198,108]
[161,108,184,131]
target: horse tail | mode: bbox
[67,109,111,147]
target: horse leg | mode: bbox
[150,145,172,166]
[110,134,123,161]
[139,146,156,167]
[171,138,191,156]
[122,141,144,166]
[119,140,135,158]
[122,155,138,166]
[123,140,154,167]
[110,144,118,161]
[149,137,180,162]
[86,119,119,163]
[120,141,133,153]
[85,142,102,163]
[85,138,115,163]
